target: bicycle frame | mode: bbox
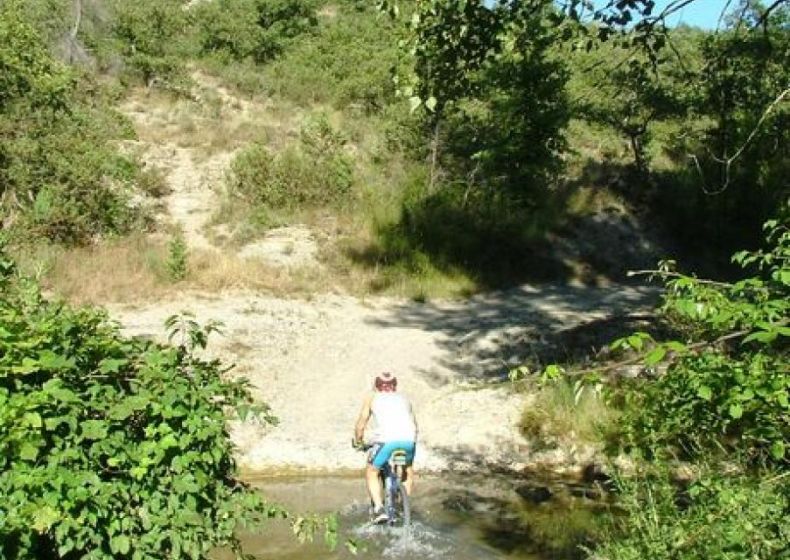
[354,441,411,526]
[380,449,409,526]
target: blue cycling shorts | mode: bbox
[369,441,416,469]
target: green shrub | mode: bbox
[0,257,285,559]
[111,0,192,86]
[193,0,317,63]
[228,114,354,211]
[261,2,402,110]
[612,220,790,465]
[0,5,143,243]
[167,232,188,281]
[594,469,790,560]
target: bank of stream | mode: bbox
[216,473,611,559]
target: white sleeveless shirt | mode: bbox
[371,392,416,442]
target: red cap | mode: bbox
[374,372,397,392]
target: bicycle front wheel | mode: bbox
[397,484,411,526]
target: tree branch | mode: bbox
[689,86,790,195]
[564,328,752,378]
[626,269,735,288]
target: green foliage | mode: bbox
[595,469,790,560]
[261,1,403,110]
[0,271,283,559]
[167,232,188,282]
[402,0,569,198]
[228,114,354,211]
[193,0,318,63]
[0,4,142,243]
[110,0,191,85]
[610,220,789,465]
[0,1,72,110]
[654,16,790,258]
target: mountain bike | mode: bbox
[354,441,411,527]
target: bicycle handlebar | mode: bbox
[352,438,372,451]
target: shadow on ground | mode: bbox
[368,284,661,384]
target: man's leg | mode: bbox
[366,464,384,510]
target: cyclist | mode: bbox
[353,372,418,524]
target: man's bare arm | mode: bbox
[354,393,373,443]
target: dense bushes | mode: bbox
[0,246,283,559]
[261,1,402,110]
[613,220,789,465]
[595,469,790,560]
[228,114,354,211]
[575,219,790,559]
[110,0,192,86]
[193,0,317,63]
[0,4,141,243]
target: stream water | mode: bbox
[221,474,610,560]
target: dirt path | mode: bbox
[109,284,656,474]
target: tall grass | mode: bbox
[520,379,617,446]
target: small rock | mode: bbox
[515,484,553,504]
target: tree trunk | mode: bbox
[428,118,441,194]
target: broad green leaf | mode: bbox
[408,96,422,112]
[729,404,743,419]
[130,466,147,480]
[770,441,785,460]
[12,357,39,375]
[110,402,134,420]
[627,335,644,351]
[23,411,42,428]
[99,358,128,374]
[111,535,131,555]
[38,350,75,370]
[665,341,687,352]
[19,442,39,461]
[743,330,777,344]
[644,346,666,366]
[160,433,179,450]
[81,420,107,440]
[32,506,60,533]
[697,386,712,400]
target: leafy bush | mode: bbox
[110,0,192,86]
[0,4,142,243]
[0,250,285,559]
[167,232,188,281]
[612,220,789,465]
[595,469,790,560]
[193,0,317,63]
[228,114,354,211]
[261,2,402,111]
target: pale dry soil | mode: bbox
[110,74,657,475]
[109,284,655,475]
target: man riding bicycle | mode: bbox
[353,372,418,524]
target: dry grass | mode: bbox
[15,236,170,305]
[120,82,301,160]
[13,235,348,306]
[520,379,617,446]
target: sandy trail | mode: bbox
[109,284,656,474]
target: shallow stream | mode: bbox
[223,474,610,560]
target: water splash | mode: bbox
[351,521,451,558]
